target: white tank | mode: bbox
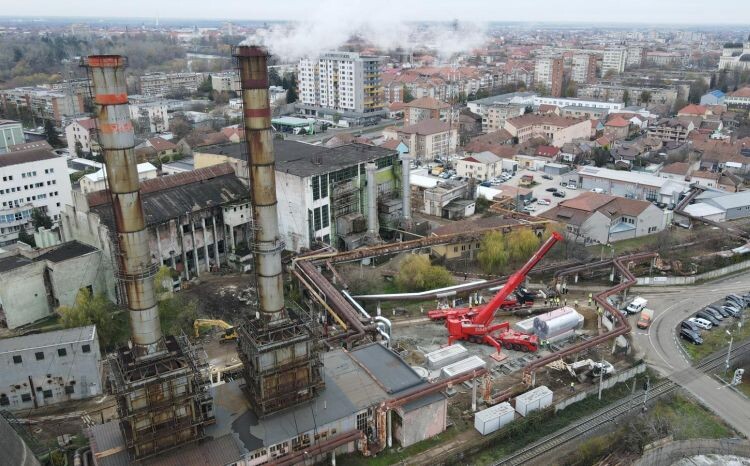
[533,307,583,339]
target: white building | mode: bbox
[572,54,597,84]
[211,71,241,93]
[534,57,563,96]
[0,120,25,154]
[79,162,158,194]
[467,92,537,116]
[65,118,96,156]
[139,72,205,97]
[456,151,504,181]
[128,100,170,133]
[718,40,750,71]
[570,166,688,205]
[0,325,102,410]
[0,148,72,245]
[602,48,627,75]
[298,51,384,120]
[533,96,624,112]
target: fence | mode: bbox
[637,259,750,286]
[634,438,750,466]
[554,364,647,412]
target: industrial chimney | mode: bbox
[233,46,323,417]
[401,155,413,229]
[365,162,379,238]
[86,55,162,354]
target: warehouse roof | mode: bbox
[35,241,98,263]
[0,255,34,273]
[704,191,750,210]
[0,147,59,168]
[0,325,96,355]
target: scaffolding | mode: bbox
[106,335,214,461]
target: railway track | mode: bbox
[492,340,750,466]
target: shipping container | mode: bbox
[441,356,486,378]
[474,402,515,435]
[426,344,468,370]
[515,385,553,416]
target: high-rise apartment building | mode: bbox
[534,57,564,97]
[298,51,385,121]
[602,48,627,76]
[626,46,646,68]
[572,54,598,84]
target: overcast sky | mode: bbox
[3,0,749,24]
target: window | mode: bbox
[356,411,368,432]
[0,395,9,406]
[42,390,53,399]
[81,344,91,353]
[12,355,22,364]
[57,348,67,357]
[64,385,75,394]
[21,393,31,402]
[35,352,44,360]
[321,205,329,228]
[313,207,321,231]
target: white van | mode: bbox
[626,297,648,314]
[591,188,605,194]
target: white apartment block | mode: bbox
[0,87,85,124]
[298,51,384,119]
[602,48,627,76]
[0,148,73,245]
[572,54,597,84]
[65,118,96,155]
[128,100,170,133]
[483,104,525,132]
[139,72,205,97]
[626,46,645,68]
[534,57,563,96]
[533,96,624,112]
[211,71,241,93]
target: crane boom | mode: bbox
[473,231,562,326]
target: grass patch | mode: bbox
[337,427,460,466]
[681,320,750,361]
[561,393,733,465]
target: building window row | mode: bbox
[10,344,89,365]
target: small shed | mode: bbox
[515,385,553,416]
[474,402,515,435]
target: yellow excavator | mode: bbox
[193,319,238,344]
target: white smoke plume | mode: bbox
[242,0,489,63]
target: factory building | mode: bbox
[0,325,102,410]
[193,141,400,252]
[61,163,251,285]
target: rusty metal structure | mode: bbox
[83,55,213,461]
[233,46,323,417]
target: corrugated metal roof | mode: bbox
[0,325,96,355]
[350,342,424,394]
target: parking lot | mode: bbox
[488,168,585,216]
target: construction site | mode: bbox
[4,47,670,466]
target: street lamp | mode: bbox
[725,329,733,377]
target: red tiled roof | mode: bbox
[605,116,629,128]
[535,145,560,157]
[729,87,750,98]
[661,162,692,176]
[678,104,709,116]
[397,118,452,135]
[75,118,97,130]
[403,96,450,110]
[505,114,586,129]
[380,139,402,150]
[147,137,177,151]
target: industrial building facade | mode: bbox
[0,325,101,410]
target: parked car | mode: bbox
[553,191,566,198]
[703,307,724,321]
[688,317,713,330]
[680,328,703,345]
[566,183,577,190]
[545,187,558,192]
[626,297,648,314]
[541,174,553,180]
[726,294,747,308]
[591,188,605,194]
[695,310,720,326]
[721,305,741,318]
[523,205,537,213]
[637,313,652,329]
[480,182,492,188]
[681,320,700,333]
[708,305,731,318]
[537,198,551,206]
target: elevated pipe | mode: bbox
[85,55,162,354]
[235,46,286,325]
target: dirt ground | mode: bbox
[179,272,258,325]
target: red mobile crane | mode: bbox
[445,231,563,360]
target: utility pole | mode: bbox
[725,330,734,377]
[642,375,650,412]
[598,360,604,400]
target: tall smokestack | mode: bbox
[86,55,162,354]
[366,162,379,238]
[234,46,285,325]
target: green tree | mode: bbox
[58,289,127,350]
[169,116,192,140]
[506,229,541,263]
[154,265,174,294]
[688,79,708,104]
[285,73,298,103]
[18,228,36,247]
[197,76,213,94]
[269,67,282,87]
[395,255,453,292]
[622,89,630,107]
[592,147,611,167]
[44,120,61,147]
[74,140,83,158]
[332,112,342,124]
[403,86,415,103]
[32,208,53,230]
[477,231,509,274]
[639,90,652,106]
[158,295,198,336]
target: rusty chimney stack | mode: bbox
[86,55,162,354]
[234,46,286,325]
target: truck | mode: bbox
[431,166,445,176]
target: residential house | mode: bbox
[539,192,665,244]
[647,118,694,143]
[430,216,525,260]
[463,129,515,154]
[693,138,750,174]
[382,119,457,162]
[724,87,750,109]
[65,118,97,156]
[677,104,717,120]
[700,90,726,106]
[456,151,504,181]
[79,162,158,194]
[483,104,526,132]
[604,116,630,141]
[139,137,178,160]
[220,125,245,143]
[403,97,451,126]
[535,145,560,160]
[659,161,697,181]
[503,114,590,147]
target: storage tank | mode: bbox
[474,402,515,435]
[514,385,553,416]
[533,306,583,340]
[441,355,486,378]
[513,316,536,334]
[426,344,468,370]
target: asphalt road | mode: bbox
[631,274,750,438]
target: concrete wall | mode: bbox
[395,398,448,447]
[0,415,41,466]
[0,261,49,329]
[638,258,750,286]
[47,250,106,308]
[634,438,750,466]
[554,364,646,412]
[276,170,311,252]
